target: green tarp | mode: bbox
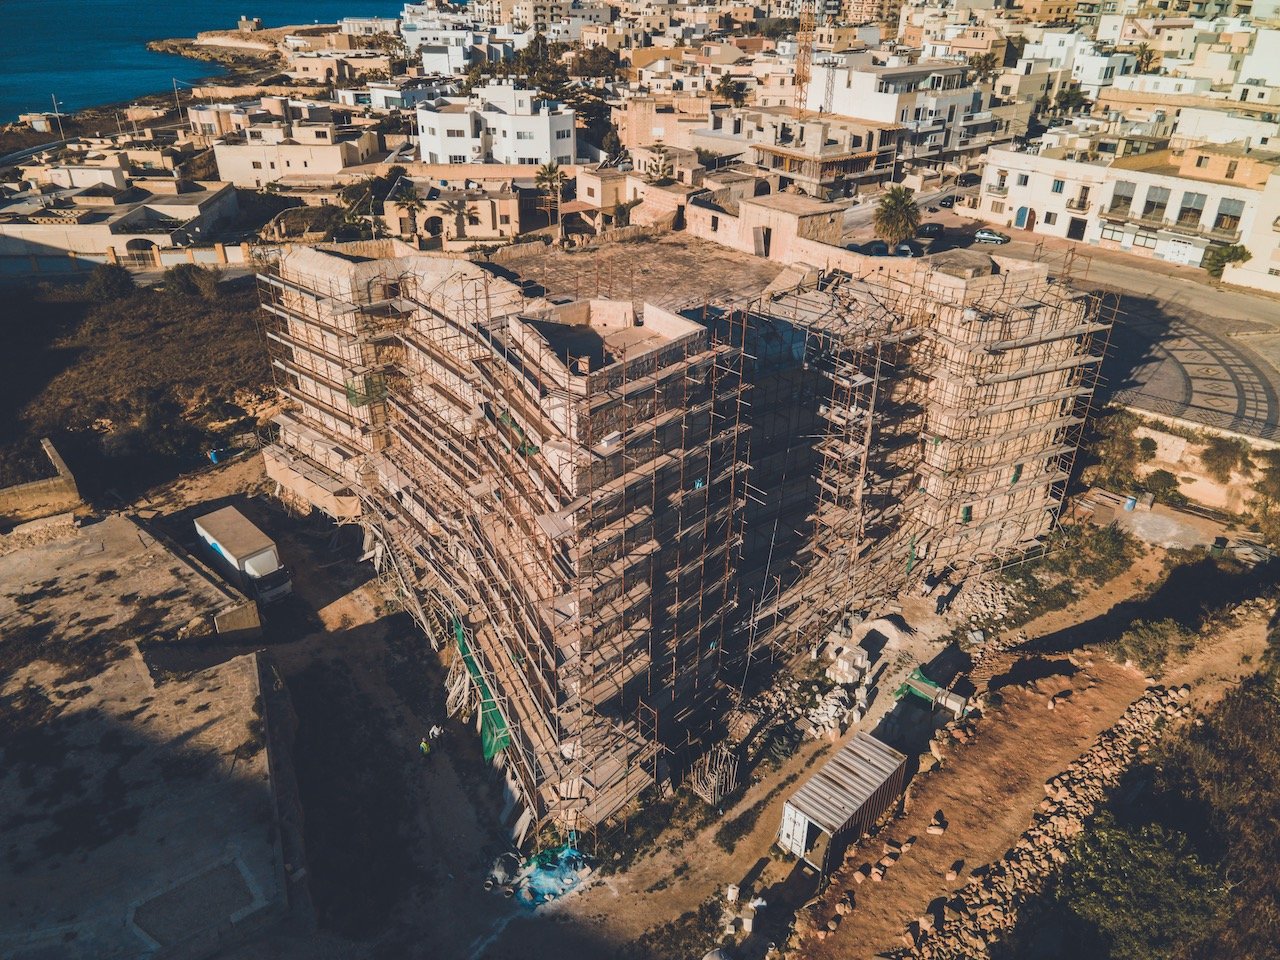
[454,619,512,761]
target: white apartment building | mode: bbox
[1224,168,1280,293]
[809,60,1003,167]
[1022,31,1136,98]
[341,16,401,36]
[975,140,1272,268]
[416,80,576,165]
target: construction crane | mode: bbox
[792,0,816,118]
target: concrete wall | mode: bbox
[0,439,82,526]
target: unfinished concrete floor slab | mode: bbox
[492,234,789,311]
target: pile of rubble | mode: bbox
[946,575,1022,624]
[894,684,1194,959]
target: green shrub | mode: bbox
[1144,469,1180,498]
[162,263,221,300]
[83,263,135,301]
[1199,436,1250,483]
[1111,618,1196,673]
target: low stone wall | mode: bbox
[897,684,1193,959]
[0,439,82,526]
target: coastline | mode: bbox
[1,31,289,153]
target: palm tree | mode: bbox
[873,186,920,246]
[394,180,424,239]
[644,144,674,185]
[968,52,999,84]
[440,197,476,242]
[535,161,567,236]
[1134,42,1156,74]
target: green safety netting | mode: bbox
[453,619,512,761]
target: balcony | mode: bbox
[986,183,1009,196]
[1065,197,1091,212]
[960,110,994,125]
[1101,203,1132,222]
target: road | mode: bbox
[842,185,978,239]
[989,235,1280,442]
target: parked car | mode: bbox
[937,195,956,208]
[861,239,890,256]
[974,228,1011,245]
[956,172,982,187]
[894,241,923,258]
[917,223,944,238]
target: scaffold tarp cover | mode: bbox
[454,619,512,760]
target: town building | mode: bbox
[416,81,576,165]
[974,136,1274,268]
[212,119,381,188]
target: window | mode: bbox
[991,201,1005,213]
[1044,211,1058,225]
[555,129,571,139]
[314,129,329,140]
[1133,229,1158,248]
[1176,192,1206,227]
[586,186,595,198]
[449,154,466,163]
[1051,179,1065,194]
[499,214,510,224]
[1226,160,1239,179]
[1214,198,1245,233]
[251,161,263,169]
[1017,173,1029,186]
[1109,180,1135,214]
[710,215,720,232]
[1195,155,1209,168]
[516,131,535,140]
[1100,223,1125,242]
[1141,185,1170,220]
[446,128,465,137]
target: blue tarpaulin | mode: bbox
[515,845,588,907]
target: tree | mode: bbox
[84,263,135,301]
[872,186,920,245]
[602,128,623,157]
[715,73,748,106]
[644,144,674,185]
[570,45,619,79]
[394,180,424,239]
[1202,244,1252,279]
[535,161,567,236]
[968,52,1000,84]
[440,198,476,242]
[1199,435,1251,483]
[1036,813,1225,960]
[163,263,220,300]
[1134,42,1156,73]
[1055,86,1088,114]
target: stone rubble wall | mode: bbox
[896,684,1194,959]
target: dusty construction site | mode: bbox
[2,235,1276,960]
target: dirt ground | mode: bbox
[59,454,1271,960]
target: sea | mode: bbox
[1,0,405,123]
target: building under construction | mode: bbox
[257,242,1109,841]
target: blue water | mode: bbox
[1,0,401,122]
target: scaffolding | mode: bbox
[256,245,750,842]
[254,243,1111,841]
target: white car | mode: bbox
[974,228,1011,245]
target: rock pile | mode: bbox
[895,684,1194,959]
[947,575,1021,623]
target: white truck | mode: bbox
[193,506,293,603]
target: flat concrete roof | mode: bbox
[0,516,289,960]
